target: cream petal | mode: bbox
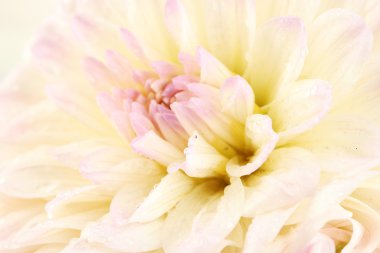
[333,57,380,125]
[243,147,320,216]
[183,132,228,178]
[255,0,320,25]
[186,98,245,150]
[300,233,336,253]
[131,131,184,166]
[60,239,118,253]
[275,205,352,253]
[125,0,177,61]
[227,115,278,177]
[82,157,164,186]
[46,85,112,134]
[221,76,255,124]
[109,178,159,225]
[244,16,307,105]
[0,101,97,148]
[71,15,129,60]
[203,0,255,73]
[51,139,126,168]
[341,198,380,253]
[301,9,373,101]
[0,147,87,199]
[198,48,232,87]
[171,101,235,155]
[45,185,113,219]
[267,79,332,142]
[165,0,205,53]
[289,115,380,173]
[163,179,245,253]
[243,206,297,253]
[83,57,123,91]
[129,171,194,223]
[82,215,164,252]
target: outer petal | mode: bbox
[244,16,307,105]
[333,57,380,125]
[163,179,245,253]
[125,0,177,61]
[289,115,380,173]
[301,9,373,101]
[243,206,297,253]
[203,0,255,73]
[129,171,195,223]
[341,198,380,253]
[221,76,255,124]
[243,147,320,216]
[267,79,332,143]
[198,48,231,87]
[255,0,320,25]
[82,215,164,252]
[0,147,87,199]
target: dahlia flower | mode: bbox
[2,0,380,252]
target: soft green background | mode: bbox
[0,0,53,80]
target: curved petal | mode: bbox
[227,114,278,177]
[301,9,373,101]
[267,79,332,143]
[203,0,255,72]
[289,115,380,173]
[243,147,320,216]
[163,179,245,253]
[131,131,184,166]
[244,16,307,105]
[341,198,380,253]
[255,0,320,25]
[221,76,255,124]
[83,215,164,252]
[182,132,228,178]
[129,171,195,223]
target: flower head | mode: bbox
[1,0,380,252]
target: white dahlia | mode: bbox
[1,0,380,252]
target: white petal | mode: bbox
[45,185,113,219]
[129,171,194,223]
[81,157,164,188]
[301,9,373,101]
[83,215,164,252]
[203,0,255,72]
[245,17,307,105]
[131,131,184,166]
[182,132,229,178]
[255,0,320,25]
[289,115,380,173]
[227,115,278,177]
[267,79,332,142]
[198,48,231,87]
[109,177,159,225]
[60,239,119,253]
[125,0,177,61]
[243,147,320,216]
[0,147,87,199]
[300,233,336,253]
[243,206,297,253]
[341,197,380,253]
[163,179,245,253]
[165,0,206,53]
[333,57,380,125]
[221,76,255,124]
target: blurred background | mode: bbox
[0,0,53,80]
